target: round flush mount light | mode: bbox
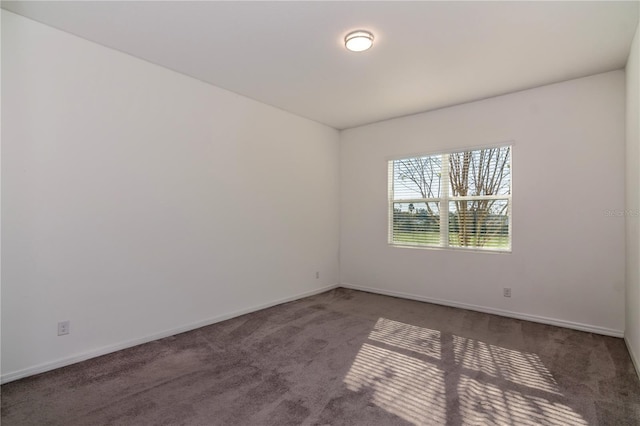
[344,30,374,52]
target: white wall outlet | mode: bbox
[503,288,512,298]
[58,320,70,336]
[315,271,320,279]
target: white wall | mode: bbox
[626,23,640,377]
[340,71,626,335]
[1,11,340,382]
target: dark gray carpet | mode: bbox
[2,288,639,425]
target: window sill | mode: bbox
[389,242,512,254]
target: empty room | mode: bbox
[2,1,640,425]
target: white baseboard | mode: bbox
[1,284,338,384]
[625,337,640,380]
[340,283,624,338]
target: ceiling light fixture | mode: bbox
[344,30,374,52]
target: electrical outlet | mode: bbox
[315,271,320,279]
[58,321,70,336]
[503,288,512,298]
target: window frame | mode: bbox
[388,143,513,253]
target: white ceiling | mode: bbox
[3,1,639,129]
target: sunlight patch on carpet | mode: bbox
[458,375,587,425]
[453,335,560,394]
[344,343,446,424]
[368,318,441,358]
[344,317,588,425]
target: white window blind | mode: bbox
[389,145,512,251]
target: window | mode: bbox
[389,145,511,251]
